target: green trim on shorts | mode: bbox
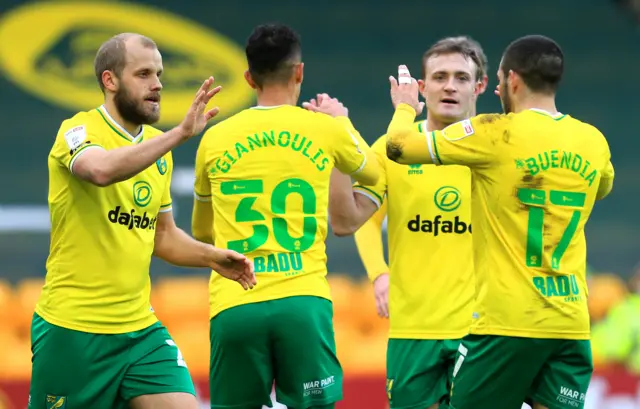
[450,335,593,409]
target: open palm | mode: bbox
[179,76,222,139]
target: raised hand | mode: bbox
[302,93,349,118]
[389,65,424,115]
[178,77,223,139]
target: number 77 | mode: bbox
[517,188,586,270]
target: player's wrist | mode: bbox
[170,124,192,144]
[371,271,389,283]
[396,103,418,115]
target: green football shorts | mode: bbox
[386,338,460,409]
[28,313,195,409]
[209,295,343,409]
[449,334,593,409]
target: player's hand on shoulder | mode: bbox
[302,93,349,118]
[389,65,424,115]
[177,76,222,140]
[210,248,257,290]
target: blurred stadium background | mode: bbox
[0,0,639,408]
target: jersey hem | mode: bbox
[470,326,590,340]
[210,290,332,319]
[194,191,212,202]
[35,306,159,334]
[389,329,470,340]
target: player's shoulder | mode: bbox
[142,125,165,140]
[55,108,104,152]
[203,108,257,137]
[57,108,102,134]
[564,114,605,136]
[563,114,610,150]
[473,113,510,129]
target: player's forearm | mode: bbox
[329,170,377,236]
[154,225,215,268]
[192,200,214,244]
[386,104,432,165]
[335,116,380,186]
[354,211,389,281]
[82,127,187,186]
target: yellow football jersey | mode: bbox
[354,122,474,339]
[194,105,378,318]
[37,105,172,333]
[389,104,615,339]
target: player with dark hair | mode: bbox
[316,35,488,409]
[30,33,255,409]
[385,35,614,409]
[192,23,379,409]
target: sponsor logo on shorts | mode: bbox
[386,378,394,400]
[302,375,335,397]
[46,395,66,409]
[556,386,586,407]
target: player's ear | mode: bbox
[476,75,489,96]
[101,70,118,93]
[508,70,519,93]
[294,62,304,84]
[244,70,258,90]
[418,79,426,93]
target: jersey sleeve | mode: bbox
[159,153,173,213]
[429,114,505,167]
[353,135,387,208]
[354,200,389,281]
[332,116,379,185]
[194,135,213,203]
[50,121,105,173]
[596,160,614,200]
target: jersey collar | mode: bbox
[97,105,144,142]
[529,108,566,121]
[250,105,287,110]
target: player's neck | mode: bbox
[103,100,142,136]
[514,96,558,115]
[255,86,297,107]
[425,111,475,132]
[425,115,448,132]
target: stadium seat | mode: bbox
[152,276,210,330]
[333,321,362,373]
[0,330,31,380]
[0,280,17,333]
[327,274,358,325]
[169,322,210,379]
[15,278,44,338]
[587,273,628,322]
[352,279,388,336]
